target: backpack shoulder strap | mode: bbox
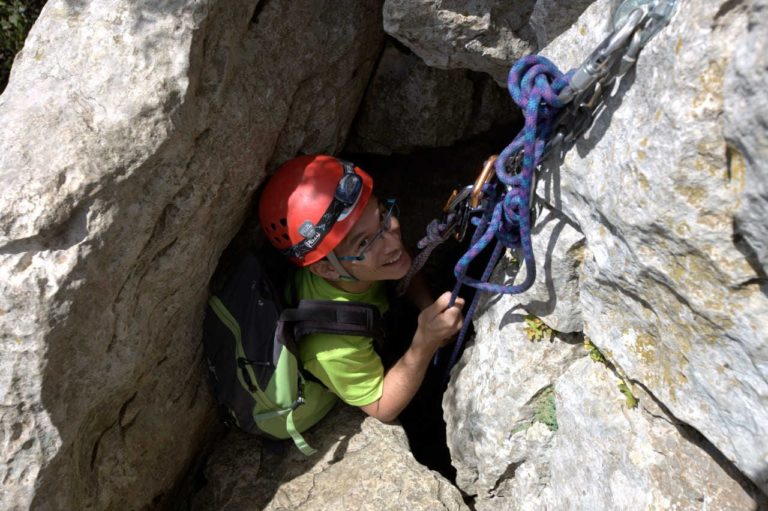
[278,300,385,351]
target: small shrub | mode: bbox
[618,381,638,409]
[524,314,553,342]
[583,336,606,364]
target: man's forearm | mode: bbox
[360,291,464,422]
[360,333,434,422]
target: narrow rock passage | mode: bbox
[342,124,521,483]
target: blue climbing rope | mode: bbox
[439,55,573,375]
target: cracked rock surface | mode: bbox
[190,406,468,511]
[441,0,768,507]
[0,0,383,508]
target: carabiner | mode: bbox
[469,155,498,209]
[443,185,474,214]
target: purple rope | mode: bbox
[441,56,573,376]
[396,215,456,296]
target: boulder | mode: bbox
[724,0,768,276]
[443,318,583,496]
[540,358,758,510]
[0,0,383,508]
[442,0,768,502]
[469,357,758,510]
[190,406,468,510]
[382,0,593,85]
[346,41,517,154]
[538,0,768,492]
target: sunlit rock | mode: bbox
[382,0,593,85]
[539,0,768,491]
[191,406,468,510]
[0,0,383,508]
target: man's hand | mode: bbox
[360,291,465,423]
[413,291,465,354]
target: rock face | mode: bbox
[346,41,517,154]
[3,0,768,508]
[441,0,768,507]
[538,0,768,493]
[382,0,594,85]
[0,0,383,508]
[190,406,468,510]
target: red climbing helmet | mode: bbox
[259,155,373,266]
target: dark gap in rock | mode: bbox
[385,34,417,58]
[342,124,521,483]
[249,0,271,28]
[178,124,523,504]
[490,461,523,494]
[714,0,745,20]
[162,419,227,511]
[732,218,768,297]
[343,35,401,152]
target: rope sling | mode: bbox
[397,0,678,376]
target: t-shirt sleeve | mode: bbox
[301,334,384,407]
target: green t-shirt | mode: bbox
[297,269,389,409]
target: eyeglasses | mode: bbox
[338,199,399,262]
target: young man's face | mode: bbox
[333,196,412,283]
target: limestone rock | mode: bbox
[476,358,758,510]
[536,0,768,491]
[443,316,583,496]
[724,0,768,276]
[190,406,468,511]
[382,0,593,85]
[489,206,585,333]
[542,358,759,510]
[346,41,516,154]
[0,0,383,508]
[440,0,768,500]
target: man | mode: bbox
[258,154,465,428]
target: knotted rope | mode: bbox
[395,214,457,297]
[438,55,573,374]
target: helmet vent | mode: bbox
[270,223,277,231]
[281,234,290,241]
[279,217,287,226]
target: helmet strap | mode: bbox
[326,251,358,282]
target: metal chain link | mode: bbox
[545,0,678,154]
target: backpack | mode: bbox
[202,251,385,455]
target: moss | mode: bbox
[618,381,638,409]
[584,337,639,409]
[583,336,606,364]
[532,386,558,432]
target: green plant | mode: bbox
[532,386,558,431]
[524,314,552,342]
[618,381,638,409]
[582,337,638,409]
[1,0,45,92]
[583,337,606,364]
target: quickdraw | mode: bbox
[396,0,678,376]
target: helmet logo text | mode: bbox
[298,221,321,248]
